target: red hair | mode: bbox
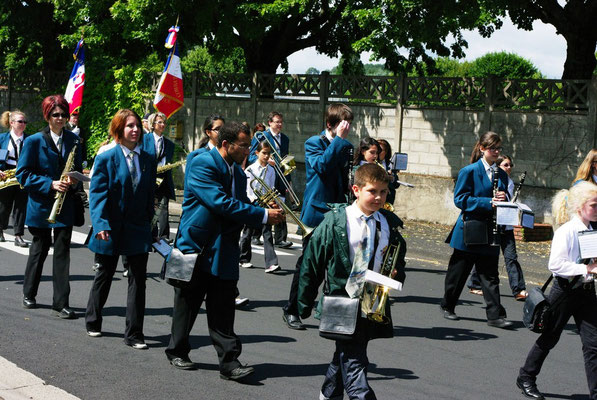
[41,95,69,121]
[109,109,142,142]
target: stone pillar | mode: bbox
[191,71,198,151]
[483,75,496,133]
[319,71,329,130]
[395,74,406,152]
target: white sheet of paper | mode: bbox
[578,230,597,259]
[66,171,91,182]
[495,202,519,226]
[364,269,402,292]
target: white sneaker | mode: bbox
[240,262,254,269]
[131,342,148,350]
[123,269,129,277]
[265,264,281,273]
[235,297,250,307]
[87,331,102,337]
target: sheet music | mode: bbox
[66,171,91,182]
[152,239,172,259]
[363,270,402,292]
[578,230,597,259]
[495,202,519,226]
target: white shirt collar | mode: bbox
[9,130,23,142]
[480,157,494,172]
[325,130,334,143]
[347,201,380,222]
[120,143,141,157]
[152,131,163,143]
[207,141,215,150]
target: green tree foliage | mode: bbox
[305,67,320,75]
[468,52,542,78]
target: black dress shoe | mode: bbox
[0,231,5,242]
[516,377,545,399]
[23,297,36,309]
[275,241,293,249]
[283,312,306,330]
[14,236,28,248]
[440,306,459,320]
[169,357,197,370]
[220,365,254,381]
[52,307,76,319]
[487,318,514,329]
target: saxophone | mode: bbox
[47,140,78,224]
[0,169,22,190]
[156,160,186,186]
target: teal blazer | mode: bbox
[88,145,156,255]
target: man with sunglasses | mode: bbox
[0,110,29,246]
[165,121,284,380]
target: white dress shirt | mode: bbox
[120,144,141,185]
[270,131,281,153]
[245,162,276,203]
[480,157,496,183]
[152,132,166,167]
[6,130,24,167]
[346,203,390,273]
[548,215,594,282]
[50,130,64,156]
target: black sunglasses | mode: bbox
[51,112,69,118]
[14,120,27,124]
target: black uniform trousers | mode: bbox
[440,248,506,320]
[283,235,310,316]
[23,226,72,310]
[165,270,242,374]
[0,184,27,236]
[85,253,148,344]
[321,318,377,400]
[519,279,597,398]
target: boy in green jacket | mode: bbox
[298,163,406,400]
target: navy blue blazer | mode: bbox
[142,132,175,200]
[176,147,265,280]
[16,127,83,228]
[299,131,353,228]
[88,145,156,256]
[248,130,289,165]
[445,158,509,255]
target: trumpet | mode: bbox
[362,242,401,324]
[269,159,301,208]
[0,169,22,190]
[156,160,186,186]
[254,131,296,176]
[248,169,313,239]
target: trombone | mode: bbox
[248,169,313,239]
[269,159,301,208]
[254,131,296,176]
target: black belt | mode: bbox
[556,276,594,291]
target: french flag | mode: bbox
[153,43,184,119]
[64,39,85,115]
[165,26,179,49]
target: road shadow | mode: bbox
[102,305,173,317]
[543,394,588,400]
[240,299,289,311]
[405,266,446,275]
[368,363,418,381]
[391,295,482,307]
[0,274,95,283]
[394,325,498,341]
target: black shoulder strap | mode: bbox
[320,135,330,147]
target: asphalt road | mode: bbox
[0,215,590,400]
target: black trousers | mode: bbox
[153,192,170,240]
[519,280,597,398]
[284,235,310,316]
[165,270,242,374]
[239,224,278,267]
[440,248,506,320]
[0,184,27,236]
[23,226,72,310]
[85,253,148,344]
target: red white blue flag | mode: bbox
[153,42,184,119]
[165,26,179,49]
[64,39,85,115]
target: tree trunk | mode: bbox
[561,34,597,79]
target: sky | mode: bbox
[279,19,568,79]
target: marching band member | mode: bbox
[0,110,29,247]
[439,131,512,328]
[85,109,155,349]
[517,181,597,399]
[143,112,174,241]
[165,121,284,380]
[282,103,354,330]
[16,94,82,318]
